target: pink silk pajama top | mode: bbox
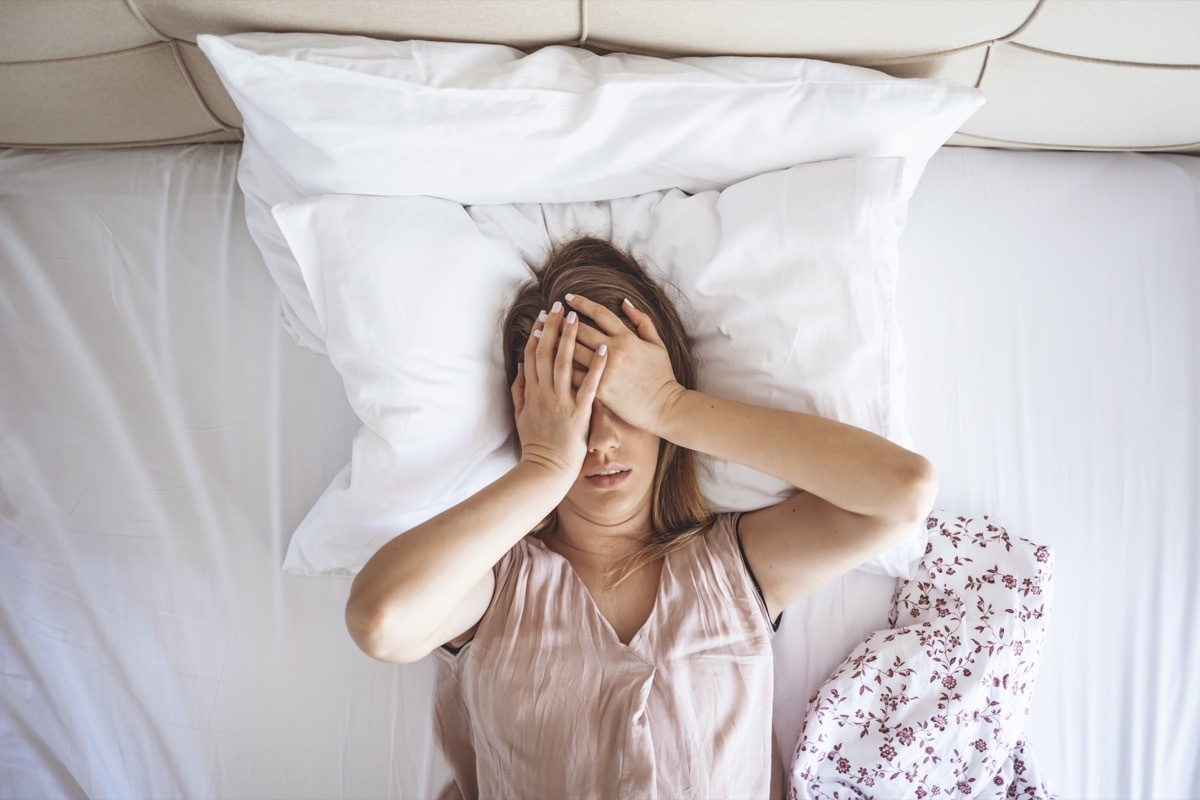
[433,512,778,799]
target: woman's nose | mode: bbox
[587,405,620,452]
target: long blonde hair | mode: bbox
[501,236,715,588]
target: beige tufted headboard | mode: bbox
[2,0,1198,153]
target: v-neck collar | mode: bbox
[527,535,666,650]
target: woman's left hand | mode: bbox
[562,293,686,434]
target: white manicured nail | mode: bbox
[598,344,607,356]
[565,293,575,302]
[567,311,577,324]
[533,330,542,339]
[551,301,563,314]
[537,310,547,323]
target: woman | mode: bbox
[345,238,937,799]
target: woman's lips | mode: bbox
[585,469,631,489]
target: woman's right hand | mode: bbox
[512,301,607,481]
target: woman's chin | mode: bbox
[564,482,651,519]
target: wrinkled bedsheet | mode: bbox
[789,513,1056,799]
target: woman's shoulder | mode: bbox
[698,511,741,550]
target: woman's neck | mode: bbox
[544,506,652,575]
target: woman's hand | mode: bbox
[563,294,685,435]
[512,302,607,480]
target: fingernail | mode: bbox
[565,293,575,302]
[567,311,577,324]
[622,297,635,309]
[551,301,563,314]
[537,310,547,323]
[598,344,607,356]
[533,330,542,339]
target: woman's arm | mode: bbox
[346,462,577,663]
[659,390,937,613]
[655,390,934,523]
[564,293,936,613]
[346,303,605,663]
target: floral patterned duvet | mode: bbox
[788,512,1058,799]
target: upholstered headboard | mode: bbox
[2,0,1198,152]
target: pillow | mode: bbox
[274,156,926,579]
[275,197,528,573]
[197,32,984,352]
[791,513,1056,796]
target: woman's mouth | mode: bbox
[585,466,631,488]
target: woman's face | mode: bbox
[559,399,661,526]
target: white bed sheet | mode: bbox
[1,144,1197,800]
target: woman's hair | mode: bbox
[501,236,714,588]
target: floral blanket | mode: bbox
[788,512,1058,799]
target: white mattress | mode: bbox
[1,144,1198,800]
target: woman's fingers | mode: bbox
[575,342,607,408]
[523,312,543,383]
[511,362,526,415]
[564,293,628,337]
[619,296,665,345]
[572,320,607,353]
[554,309,579,394]
[569,338,597,371]
[535,302,564,380]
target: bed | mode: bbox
[2,2,1199,799]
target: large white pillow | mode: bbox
[274,157,925,578]
[197,32,983,352]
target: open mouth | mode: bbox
[585,466,631,488]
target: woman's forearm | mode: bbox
[656,389,934,521]
[346,461,574,659]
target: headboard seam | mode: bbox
[995,0,1047,44]
[954,132,1200,152]
[170,42,240,134]
[0,132,240,150]
[975,45,992,90]
[1007,42,1200,70]
[122,0,170,43]
[859,42,987,67]
[1,42,169,68]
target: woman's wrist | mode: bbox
[651,383,696,442]
[514,455,581,492]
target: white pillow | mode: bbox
[197,32,983,352]
[275,197,527,574]
[274,157,925,579]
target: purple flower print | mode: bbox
[786,512,1056,799]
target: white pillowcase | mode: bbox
[274,157,926,578]
[197,32,983,352]
[275,198,527,574]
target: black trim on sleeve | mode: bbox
[734,512,783,632]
